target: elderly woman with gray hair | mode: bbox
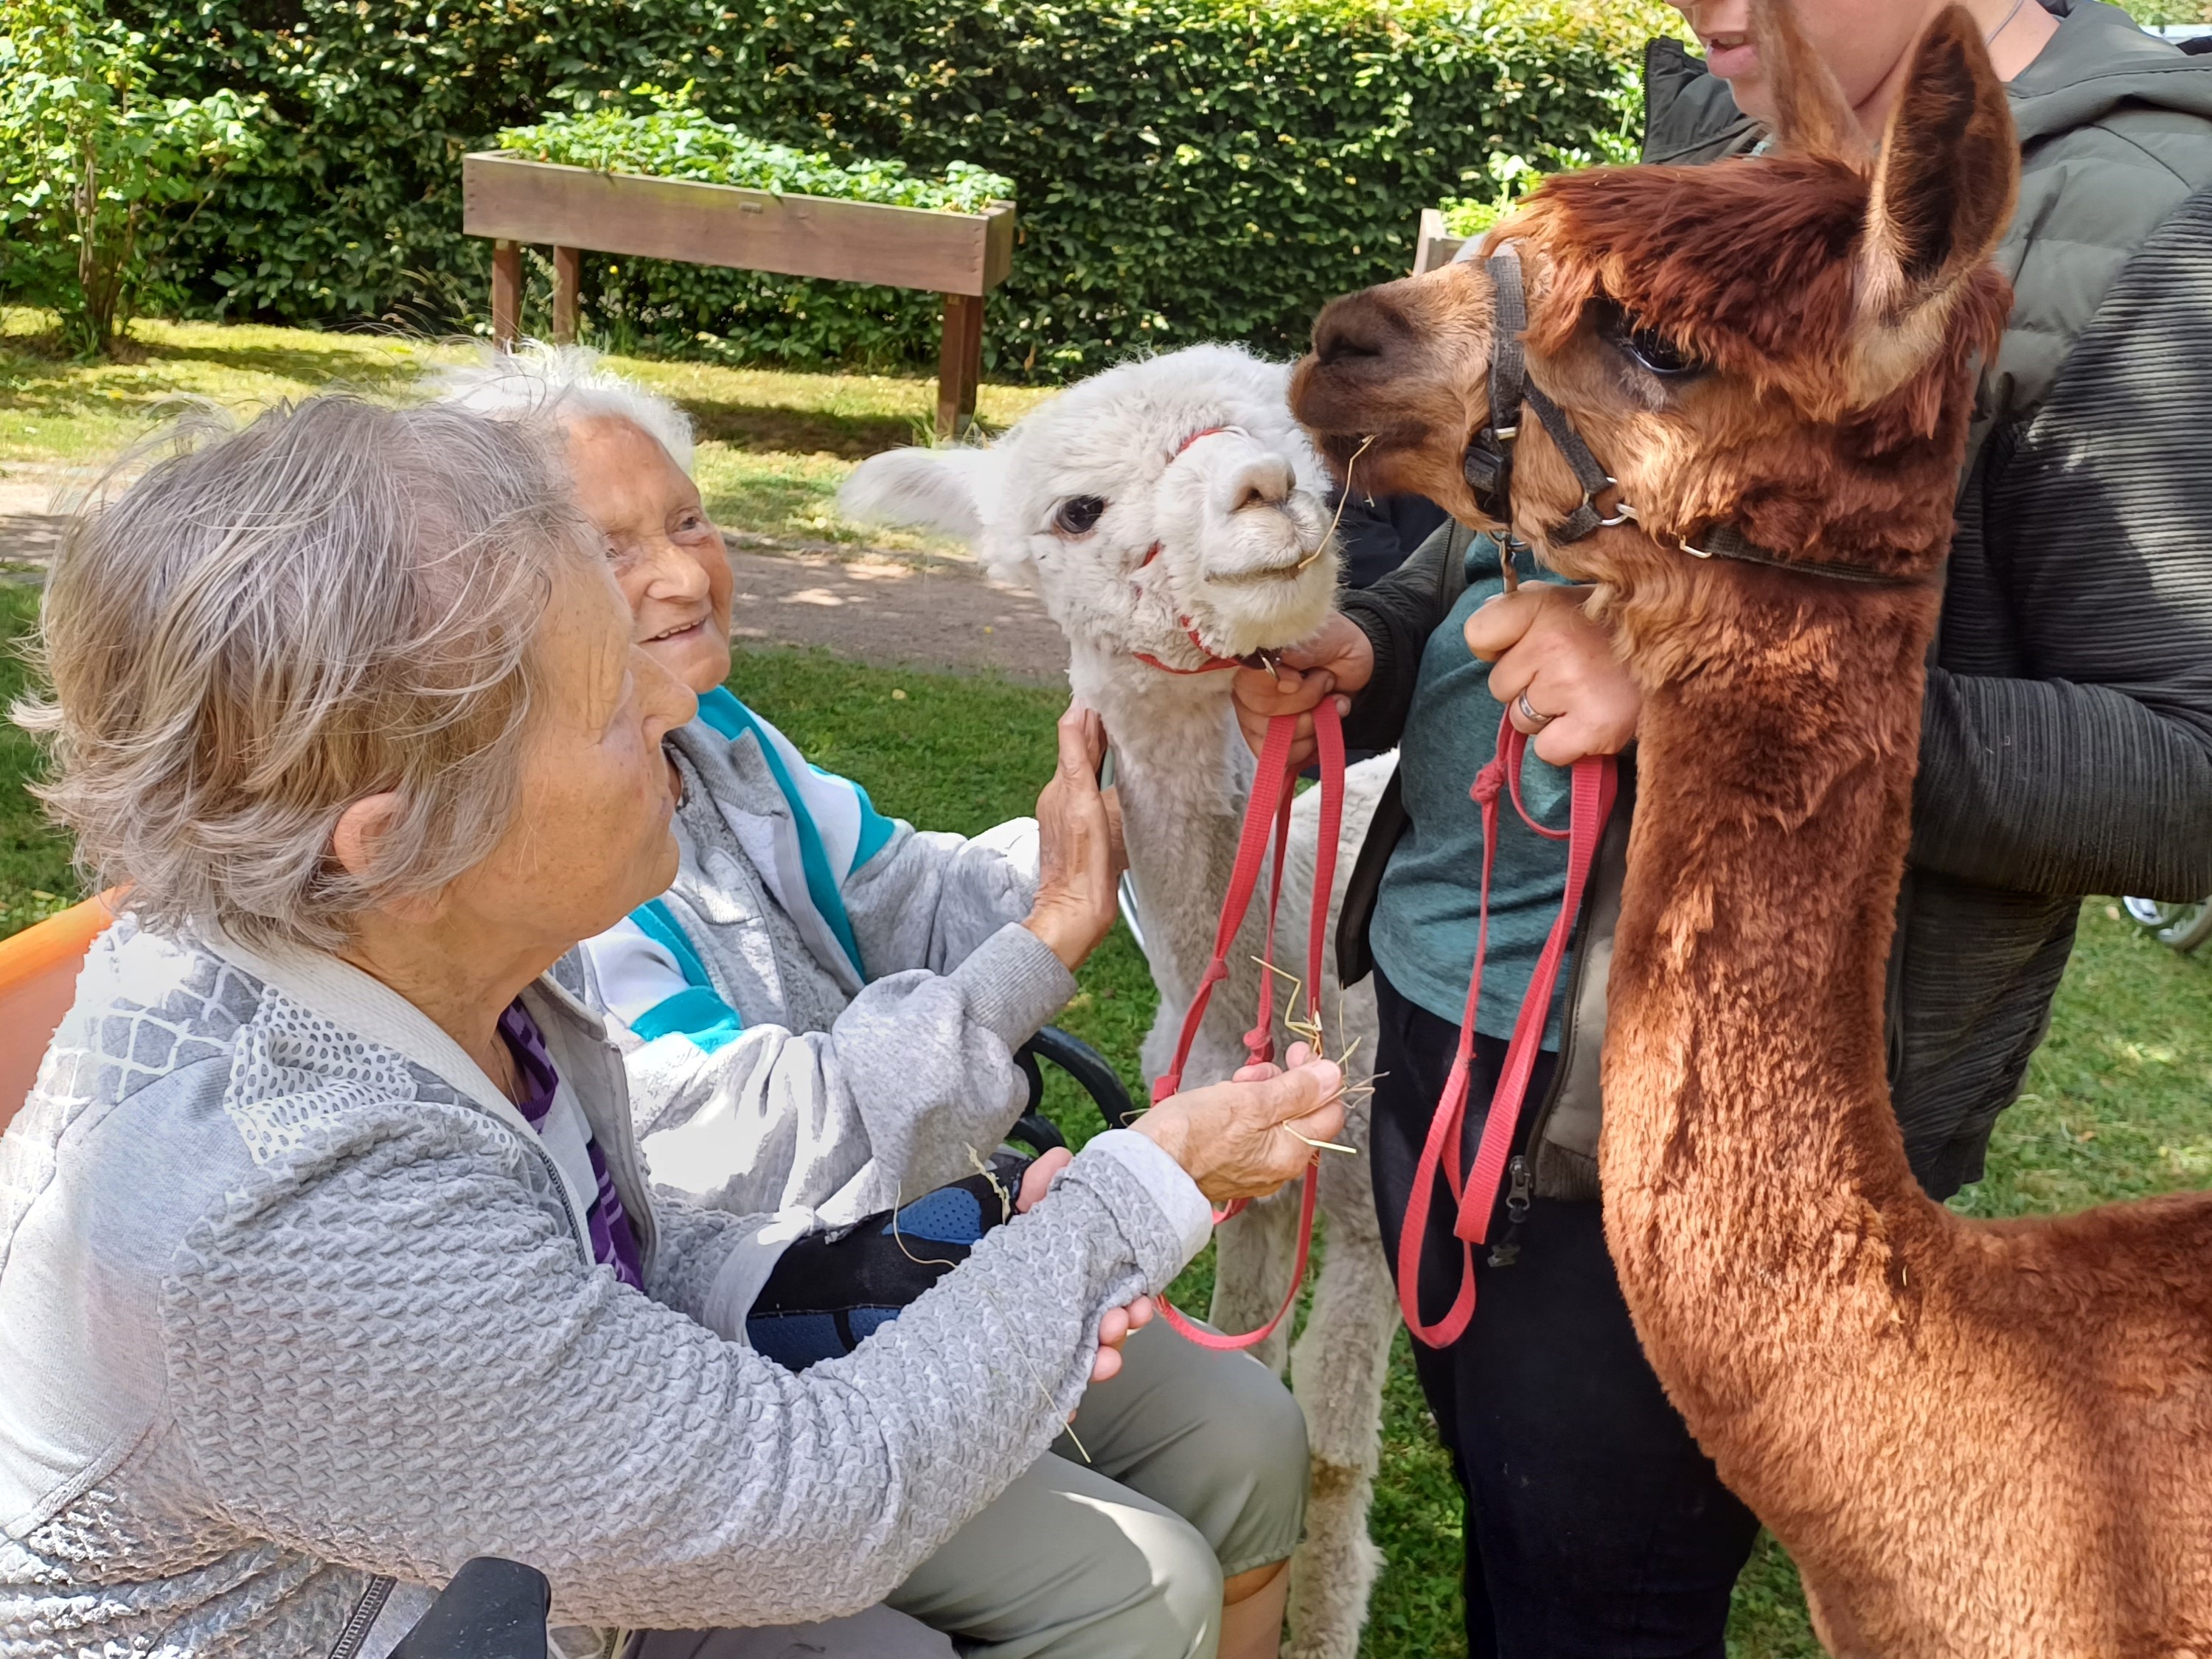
[431,349,1318,1659]
[0,397,1343,1659]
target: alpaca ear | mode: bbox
[840,445,995,539]
[1858,7,2017,324]
[1750,0,1863,161]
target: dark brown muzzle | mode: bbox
[1290,264,1496,504]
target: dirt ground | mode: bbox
[0,467,1071,684]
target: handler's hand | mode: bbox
[1466,585,1640,767]
[1014,1147,1155,1383]
[1026,703,1127,971]
[1134,1046,1345,1205]
[1229,613,1373,767]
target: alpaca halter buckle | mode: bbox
[1463,243,1638,557]
[1463,242,1930,592]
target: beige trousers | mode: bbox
[634,1321,1307,1659]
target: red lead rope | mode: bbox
[1397,711,1618,1349]
[1149,697,1346,1352]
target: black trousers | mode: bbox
[1370,969,1760,1659]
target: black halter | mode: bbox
[1461,244,1934,592]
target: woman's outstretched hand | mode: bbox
[1135,1044,1345,1205]
[1026,703,1127,971]
[1012,1044,1341,1385]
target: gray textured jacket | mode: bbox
[1340,0,2212,1199]
[0,918,1206,1658]
[574,708,1068,1229]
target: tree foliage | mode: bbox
[112,0,1679,376]
[0,0,262,355]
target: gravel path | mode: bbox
[0,469,1069,684]
[720,533,1068,685]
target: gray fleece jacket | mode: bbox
[0,916,1207,1658]
[568,697,1075,1314]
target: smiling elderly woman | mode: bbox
[0,397,1342,1659]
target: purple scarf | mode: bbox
[498,1001,644,1290]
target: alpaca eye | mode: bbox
[1052,495,1108,537]
[1616,321,1700,379]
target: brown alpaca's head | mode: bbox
[1292,0,2017,629]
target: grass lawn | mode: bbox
[4,327,2209,1656]
[0,311,1052,553]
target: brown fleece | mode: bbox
[1292,4,2212,1653]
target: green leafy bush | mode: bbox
[1439,152,1545,239]
[116,0,1682,377]
[498,91,1015,213]
[0,0,262,356]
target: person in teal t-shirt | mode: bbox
[1368,535,1579,1050]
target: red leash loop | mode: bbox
[1396,711,1618,1349]
[1151,698,1346,1352]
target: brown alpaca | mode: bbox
[1288,5,2212,1654]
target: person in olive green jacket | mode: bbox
[1234,2,2212,1652]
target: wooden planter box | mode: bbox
[462,152,1017,437]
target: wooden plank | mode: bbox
[491,240,522,344]
[552,245,582,344]
[465,154,1010,296]
[936,293,985,439]
[981,203,1016,291]
[1413,208,1467,276]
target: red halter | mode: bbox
[1150,698,1347,1351]
[1130,427,1253,676]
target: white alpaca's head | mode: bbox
[841,344,1338,670]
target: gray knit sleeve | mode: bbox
[156,1110,1192,1631]
[625,934,1072,1231]
[841,821,1044,981]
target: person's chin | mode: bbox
[681,640,734,698]
[639,825,683,900]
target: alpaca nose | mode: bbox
[1310,294,1405,367]
[1225,454,1295,515]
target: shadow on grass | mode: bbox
[683,400,925,459]
[680,398,1012,459]
[0,331,422,424]
[130,335,423,389]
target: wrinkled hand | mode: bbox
[1026,703,1127,971]
[1135,1045,1345,1204]
[1015,1146,1155,1383]
[1464,585,1640,766]
[1229,613,1373,768]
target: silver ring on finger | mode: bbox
[1514,691,1557,730]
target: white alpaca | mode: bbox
[842,345,1400,1659]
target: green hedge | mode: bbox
[112,0,1679,377]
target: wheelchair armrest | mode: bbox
[1014,1025,1141,1134]
[388,1558,550,1659]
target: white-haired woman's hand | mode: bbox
[1023,703,1127,971]
[1135,1045,1345,1205]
